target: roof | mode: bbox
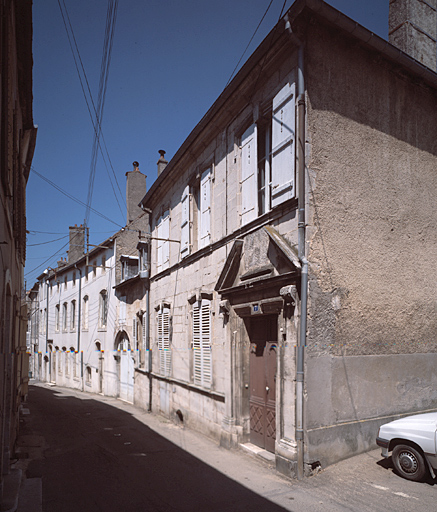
[139,0,437,209]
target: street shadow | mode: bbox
[22,385,289,512]
[376,456,437,487]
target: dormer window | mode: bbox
[120,255,139,281]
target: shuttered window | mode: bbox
[192,299,212,388]
[240,80,295,224]
[271,81,295,207]
[241,124,258,226]
[199,168,211,248]
[157,210,170,272]
[157,306,171,377]
[180,185,190,257]
[132,317,137,349]
[119,297,126,325]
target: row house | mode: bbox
[30,165,149,403]
[133,0,437,478]
[31,0,437,479]
[0,0,37,503]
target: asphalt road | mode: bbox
[17,384,437,511]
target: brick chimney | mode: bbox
[157,150,168,177]
[389,0,437,72]
[126,161,147,224]
[67,224,85,263]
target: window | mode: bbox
[192,299,212,388]
[137,241,148,275]
[157,304,171,377]
[55,304,60,331]
[93,260,97,278]
[72,348,77,378]
[85,265,89,281]
[119,296,126,325]
[50,281,53,296]
[199,168,212,248]
[64,275,68,289]
[57,280,60,292]
[181,167,212,258]
[99,290,108,328]
[64,348,69,376]
[70,300,76,331]
[101,255,106,274]
[85,366,92,386]
[132,317,138,350]
[121,256,138,281]
[63,303,68,331]
[241,81,295,225]
[156,209,170,272]
[82,296,89,330]
[72,271,76,286]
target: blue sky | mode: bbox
[25,0,389,285]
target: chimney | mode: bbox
[57,257,67,269]
[389,0,437,72]
[157,150,168,177]
[126,161,147,224]
[67,224,85,263]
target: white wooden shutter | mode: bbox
[142,313,146,345]
[271,81,295,207]
[161,211,170,269]
[119,297,126,325]
[180,186,190,257]
[193,299,211,388]
[241,124,258,225]
[156,217,163,273]
[132,317,137,348]
[200,168,211,248]
[158,307,171,376]
[157,211,170,271]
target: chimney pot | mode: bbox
[157,150,168,176]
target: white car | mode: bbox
[377,412,437,481]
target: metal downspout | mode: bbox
[74,264,83,391]
[296,38,307,481]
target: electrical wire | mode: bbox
[30,167,123,228]
[225,0,275,87]
[27,235,69,247]
[86,0,119,225]
[57,1,125,224]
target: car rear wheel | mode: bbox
[392,444,427,482]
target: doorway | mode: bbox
[249,315,277,452]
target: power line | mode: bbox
[86,0,119,225]
[57,0,126,224]
[27,235,69,247]
[225,0,275,87]
[30,167,123,228]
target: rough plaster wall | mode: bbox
[305,23,437,358]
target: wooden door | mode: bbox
[249,315,277,452]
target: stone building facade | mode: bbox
[29,167,149,403]
[0,0,37,503]
[134,0,437,477]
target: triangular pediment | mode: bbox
[215,227,300,294]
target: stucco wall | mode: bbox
[302,20,437,465]
[306,22,437,357]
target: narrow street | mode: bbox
[17,384,436,512]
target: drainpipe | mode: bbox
[144,213,152,412]
[74,264,83,391]
[285,15,307,480]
